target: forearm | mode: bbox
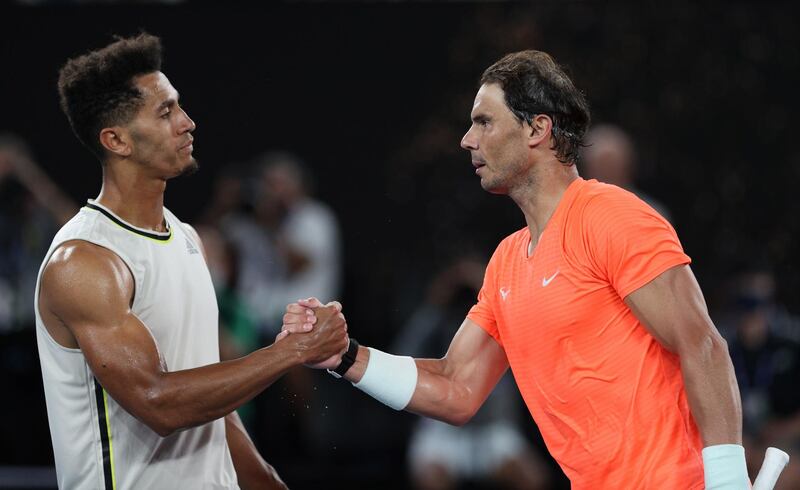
[680,334,743,446]
[144,343,301,436]
[345,346,487,426]
[226,412,287,490]
[407,358,478,425]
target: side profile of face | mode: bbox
[460,83,531,195]
[124,71,197,178]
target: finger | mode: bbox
[282,323,309,334]
[285,303,307,314]
[326,300,343,312]
[283,312,306,324]
[275,330,289,342]
[297,297,323,308]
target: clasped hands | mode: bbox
[276,297,349,370]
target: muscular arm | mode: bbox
[38,241,347,437]
[225,412,287,490]
[625,264,742,446]
[344,318,509,426]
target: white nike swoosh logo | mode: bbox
[542,270,559,287]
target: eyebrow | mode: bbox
[471,113,490,123]
[155,92,180,113]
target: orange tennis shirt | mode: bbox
[467,178,704,489]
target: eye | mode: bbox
[160,111,170,119]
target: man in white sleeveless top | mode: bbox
[35,33,348,490]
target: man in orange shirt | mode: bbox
[284,50,747,488]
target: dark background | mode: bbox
[1,2,799,489]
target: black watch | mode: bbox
[328,338,359,379]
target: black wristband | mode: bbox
[331,338,359,378]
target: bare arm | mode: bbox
[625,264,742,446]
[39,241,348,437]
[225,412,288,490]
[343,318,508,426]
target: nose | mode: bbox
[461,125,478,151]
[178,106,196,134]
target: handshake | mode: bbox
[274,297,350,371]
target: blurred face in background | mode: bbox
[735,271,776,348]
[461,83,532,195]
[581,125,635,188]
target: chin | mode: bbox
[178,158,199,177]
[480,178,507,195]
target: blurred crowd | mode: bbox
[2,118,799,489]
[2,5,799,490]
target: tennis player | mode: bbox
[285,50,748,489]
[36,33,348,489]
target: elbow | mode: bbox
[701,331,730,358]
[149,420,176,438]
[447,411,474,427]
[440,400,480,427]
[140,388,180,437]
[680,328,730,365]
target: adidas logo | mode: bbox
[185,238,199,255]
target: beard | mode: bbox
[178,157,199,178]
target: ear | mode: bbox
[526,114,553,149]
[99,127,132,157]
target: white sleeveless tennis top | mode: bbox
[35,200,239,490]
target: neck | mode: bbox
[509,157,579,251]
[96,162,168,232]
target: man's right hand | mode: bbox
[277,301,348,368]
[278,298,347,370]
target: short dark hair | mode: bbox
[481,50,591,165]
[57,33,163,161]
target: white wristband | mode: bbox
[352,347,417,410]
[702,444,749,489]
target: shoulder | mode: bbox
[42,240,134,304]
[494,228,527,256]
[181,222,201,243]
[568,179,668,233]
[574,180,647,214]
[485,228,527,273]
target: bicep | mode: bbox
[624,264,718,353]
[442,318,509,397]
[409,318,508,423]
[41,243,167,417]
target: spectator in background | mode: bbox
[205,152,343,464]
[205,164,285,338]
[209,152,342,338]
[249,152,342,333]
[0,134,77,333]
[722,268,800,488]
[393,256,553,490]
[581,123,671,222]
[0,134,78,466]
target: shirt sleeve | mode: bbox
[583,188,691,299]
[467,245,503,347]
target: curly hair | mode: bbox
[481,50,591,165]
[57,33,163,162]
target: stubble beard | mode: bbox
[178,157,199,178]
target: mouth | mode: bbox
[179,137,194,153]
[472,160,486,174]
